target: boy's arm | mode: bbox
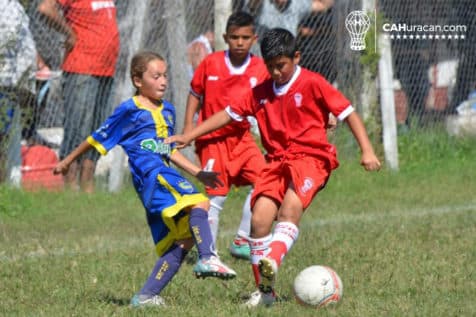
[344,112,381,171]
[170,150,223,188]
[53,140,93,175]
[183,93,201,135]
[166,109,233,148]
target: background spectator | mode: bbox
[244,0,334,39]
[187,30,214,79]
[0,0,37,184]
[38,0,120,193]
[297,0,336,83]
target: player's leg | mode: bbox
[207,194,227,247]
[131,209,194,308]
[189,200,236,279]
[265,185,303,267]
[245,195,278,307]
[131,239,193,308]
[195,141,230,252]
[255,157,331,306]
[228,133,266,260]
[229,188,253,259]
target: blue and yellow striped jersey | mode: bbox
[88,96,177,182]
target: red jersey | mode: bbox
[58,0,119,76]
[227,66,353,168]
[190,51,269,141]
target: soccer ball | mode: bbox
[293,265,343,308]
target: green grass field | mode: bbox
[1,131,475,316]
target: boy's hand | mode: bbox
[53,160,70,175]
[360,151,381,171]
[165,134,191,149]
[196,170,224,189]
[326,113,337,131]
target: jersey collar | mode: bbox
[225,50,251,75]
[273,65,301,96]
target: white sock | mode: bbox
[268,222,299,266]
[236,189,253,240]
[249,234,273,287]
[208,195,227,245]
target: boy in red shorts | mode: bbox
[168,28,381,307]
[183,11,269,259]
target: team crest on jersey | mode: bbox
[167,114,174,126]
[249,77,258,88]
[294,93,303,108]
[178,180,194,192]
[300,177,314,195]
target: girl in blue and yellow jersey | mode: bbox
[54,51,236,307]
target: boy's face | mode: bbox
[265,52,300,86]
[223,25,257,60]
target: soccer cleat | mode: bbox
[243,290,276,308]
[193,255,237,280]
[229,240,251,260]
[258,257,278,294]
[130,294,166,308]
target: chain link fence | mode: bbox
[1,0,475,189]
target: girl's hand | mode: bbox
[53,160,70,175]
[196,171,223,189]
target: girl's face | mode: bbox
[265,52,300,86]
[134,59,168,100]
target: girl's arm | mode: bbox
[170,150,223,188]
[53,140,93,175]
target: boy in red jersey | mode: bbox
[168,28,381,307]
[183,11,269,260]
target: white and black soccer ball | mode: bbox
[293,265,343,308]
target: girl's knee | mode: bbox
[175,238,194,250]
[194,200,210,211]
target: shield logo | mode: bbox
[294,93,303,107]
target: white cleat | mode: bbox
[243,290,276,308]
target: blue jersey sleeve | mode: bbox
[89,103,130,155]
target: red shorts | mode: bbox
[251,155,332,210]
[195,131,265,196]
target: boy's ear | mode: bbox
[222,32,227,44]
[293,51,301,65]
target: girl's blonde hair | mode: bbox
[130,51,165,95]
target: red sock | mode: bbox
[266,222,299,267]
[267,241,288,266]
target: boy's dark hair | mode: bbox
[226,11,255,33]
[260,28,297,61]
